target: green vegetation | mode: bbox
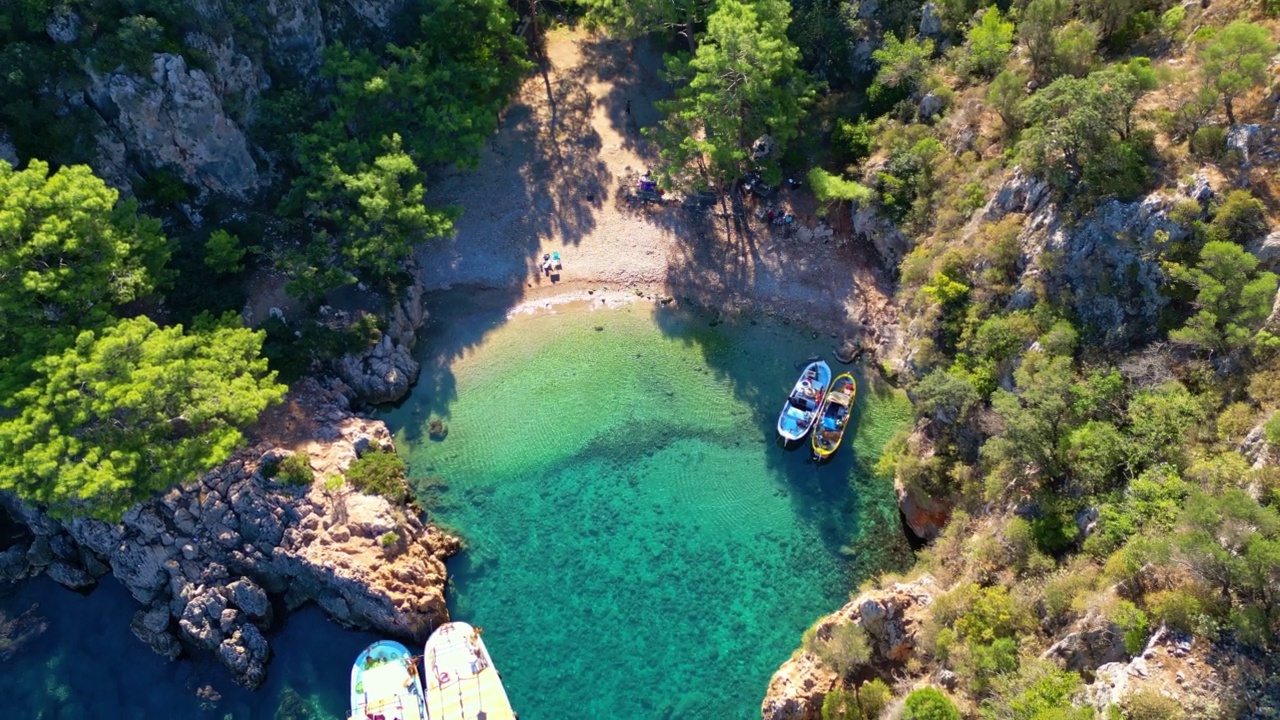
[0,316,284,519]
[0,160,168,397]
[344,449,410,503]
[276,453,314,487]
[902,687,959,720]
[652,0,815,189]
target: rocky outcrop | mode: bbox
[984,168,1213,347]
[852,199,912,272]
[2,377,460,688]
[338,283,428,405]
[895,479,952,542]
[90,54,260,199]
[762,576,937,720]
[1083,627,1243,718]
[1042,608,1128,679]
[891,430,954,541]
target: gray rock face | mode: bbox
[918,92,945,120]
[94,54,259,199]
[46,7,81,44]
[338,283,428,405]
[0,132,17,168]
[851,199,913,273]
[983,168,1205,347]
[1043,609,1128,678]
[1,377,460,689]
[265,0,327,76]
[919,3,943,39]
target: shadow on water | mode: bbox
[648,304,908,565]
[0,575,382,719]
[394,286,527,447]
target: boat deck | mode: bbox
[424,625,516,720]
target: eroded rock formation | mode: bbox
[762,576,937,720]
[338,282,428,405]
[1,377,459,688]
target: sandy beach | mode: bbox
[415,28,898,347]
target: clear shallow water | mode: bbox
[382,297,911,719]
[0,296,910,719]
[0,575,376,719]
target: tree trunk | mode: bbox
[685,2,697,53]
[1225,94,1236,126]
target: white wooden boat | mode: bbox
[777,360,832,442]
[349,640,426,720]
[424,622,516,720]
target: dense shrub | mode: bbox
[345,449,410,503]
[276,452,314,486]
[903,687,959,720]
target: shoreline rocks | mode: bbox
[0,377,459,689]
[762,576,937,720]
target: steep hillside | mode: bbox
[765,0,1280,718]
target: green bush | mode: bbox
[857,678,891,719]
[379,531,400,548]
[833,116,873,163]
[903,687,959,720]
[1123,688,1186,720]
[1207,190,1268,245]
[276,452,314,486]
[809,622,872,678]
[1189,126,1225,162]
[1111,600,1150,655]
[820,685,858,720]
[345,449,409,502]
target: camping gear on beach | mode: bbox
[553,251,562,269]
[777,360,831,443]
[811,373,856,461]
[349,640,426,720]
[423,622,516,720]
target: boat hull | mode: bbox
[349,640,426,720]
[811,373,856,460]
[777,361,832,442]
[424,622,517,720]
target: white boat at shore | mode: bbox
[424,622,517,720]
[349,640,427,720]
[777,360,832,442]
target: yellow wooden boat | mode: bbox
[811,373,855,460]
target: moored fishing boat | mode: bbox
[811,373,856,461]
[424,622,517,720]
[349,640,426,720]
[777,360,832,443]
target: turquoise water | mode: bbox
[0,574,373,719]
[0,296,910,719]
[382,296,911,719]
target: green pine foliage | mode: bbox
[652,0,815,189]
[0,160,170,398]
[0,316,285,519]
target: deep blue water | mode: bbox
[0,575,375,719]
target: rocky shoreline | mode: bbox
[0,376,459,688]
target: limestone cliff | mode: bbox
[0,378,458,688]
